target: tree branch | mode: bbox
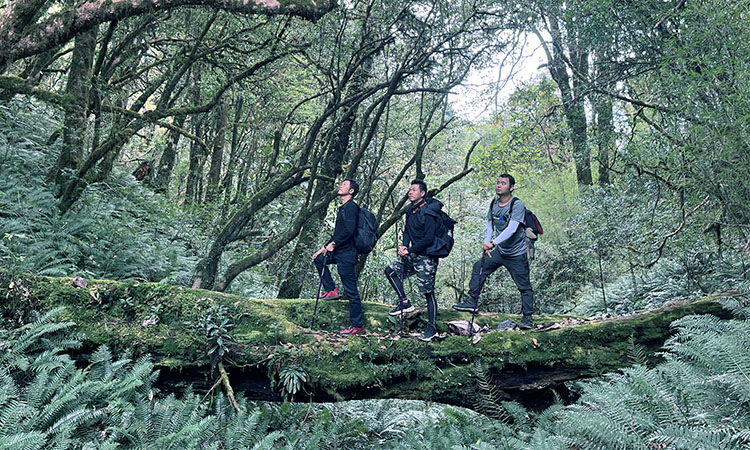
[0,0,335,66]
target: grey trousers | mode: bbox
[467,247,534,316]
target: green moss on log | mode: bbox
[0,271,734,407]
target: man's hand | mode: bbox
[482,241,494,258]
[312,247,325,260]
[397,245,409,257]
[325,242,335,253]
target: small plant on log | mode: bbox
[278,366,308,401]
[202,304,240,411]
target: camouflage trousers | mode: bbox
[386,254,439,294]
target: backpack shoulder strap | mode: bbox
[509,197,518,216]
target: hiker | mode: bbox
[312,178,365,335]
[452,173,535,329]
[384,179,444,342]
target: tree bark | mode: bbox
[594,94,613,186]
[184,67,204,206]
[53,29,96,189]
[0,0,335,69]
[536,14,592,187]
[593,50,613,186]
[219,95,244,215]
[152,114,186,194]
[206,98,228,204]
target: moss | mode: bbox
[0,271,735,408]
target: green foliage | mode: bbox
[525,300,750,450]
[0,100,201,284]
[278,366,308,400]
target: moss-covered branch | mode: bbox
[0,271,735,408]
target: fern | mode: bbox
[471,360,513,423]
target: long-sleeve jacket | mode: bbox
[402,197,444,256]
[327,200,358,253]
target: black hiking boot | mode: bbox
[452,298,478,312]
[519,315,534,330]
[389,301,415,316]
[418,326,437,342]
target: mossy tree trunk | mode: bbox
[53,29,96,189]
[0,271,736,409]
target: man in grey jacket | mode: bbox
[452,173,535,329]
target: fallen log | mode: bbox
[0,271,736,409]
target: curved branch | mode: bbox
[0,0,335,66]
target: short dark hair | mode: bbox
[343,178,359,197]
[410,179,428,194]
[498,173,515,187]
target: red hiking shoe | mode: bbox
[320,288,342,300]
[340,326,366,335]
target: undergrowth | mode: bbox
[0,100,201,284]
[3,298,749,449]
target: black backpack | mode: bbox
[354,204,379,254]
[430,209,458,258]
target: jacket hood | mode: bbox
[404,196,443,216]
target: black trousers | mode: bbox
[314,249,363,327]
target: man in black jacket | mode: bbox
[383,179,444,342]
[312,179,365,335]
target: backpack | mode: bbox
[429,209,458,258]
[489,197,543,260]
[488,197,543,237]
[353,203,379,254]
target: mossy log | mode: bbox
[0,271,736,409]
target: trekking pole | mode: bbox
[399,255,406,335]
[310,253,328,329]
[469,254,486,337]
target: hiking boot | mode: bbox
[388,301,415,316]
[519,316,534,330]
[418,326,437,342]
[320,288,342,300]
[452,298,478,312]
[340,326,366,335]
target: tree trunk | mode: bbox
[219,95,244,215]
[53,29,96,189]
[1,271,736,409]
[152,114,187,194]
[538,15,592,187]
[570,45,591,186]
[276,55,372,298]
[593,50,613,186]
[184,67,204,205]
[594,94,613,186]
[205,98,228,204]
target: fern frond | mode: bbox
[0,431,47,450]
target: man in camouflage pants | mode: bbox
[384,179,445,342]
